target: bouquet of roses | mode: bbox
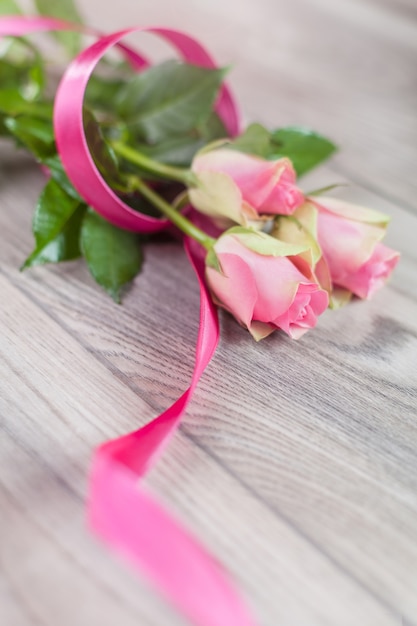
[0,3,401,625]
[0,1,399,343]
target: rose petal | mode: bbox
[206,253,257,328]
[193,149,290,210]
[206,229,329,341]
[337,243,400,298]
[273,284,328,338]
[215,236,306,320]
[317,210,385,279]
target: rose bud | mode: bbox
[310,197,400,299]
[189,148,304,228]
[205,227,328,340]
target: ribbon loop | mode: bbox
[54,25,239,232]
[0,16,256,626]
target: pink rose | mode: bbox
[205,227,328,340]
[311,197,400,299]
[189,148,304,227]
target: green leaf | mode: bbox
[23,179,85,268]
[84,74,127,113]
[0,88,28,114]
[0,88,52,117]
[0,40,45,101]
[269,126,337,176]
[132,112,227,167]
[83,107,120,183]
[3,118,81,203]
[0,59,26,85]
[0,0,22,14]
[136,134,205,167]
[115,60,227,143]
[201,110,228,141]
[230,123,271,157]
[4,115,55,158]
[34,0,83,57]
[23,204,86,267]
[80,209,143,302]
[230,124,336,176]
[42,155,83,201]
[24,52,45,100]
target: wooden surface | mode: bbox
[1,1,417,625]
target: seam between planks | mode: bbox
[1,268,410,623]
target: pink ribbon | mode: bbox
[54,26,239,231]
[0,16,257,626]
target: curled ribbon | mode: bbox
[0,16,257,626]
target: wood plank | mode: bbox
[0,153,415,623]
[1,0,417,624]
[0,274,399,626]
[0,289,187,626]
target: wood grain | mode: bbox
[1,1,417,625]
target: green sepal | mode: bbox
[329,287,352,309]
[272,203,322,267]
[205,246,222,273]
[306,183,347,197]
[223,226,310,257]
[80,209,144,303]
[22,179,85,269]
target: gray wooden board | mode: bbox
[1,1,416,625]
